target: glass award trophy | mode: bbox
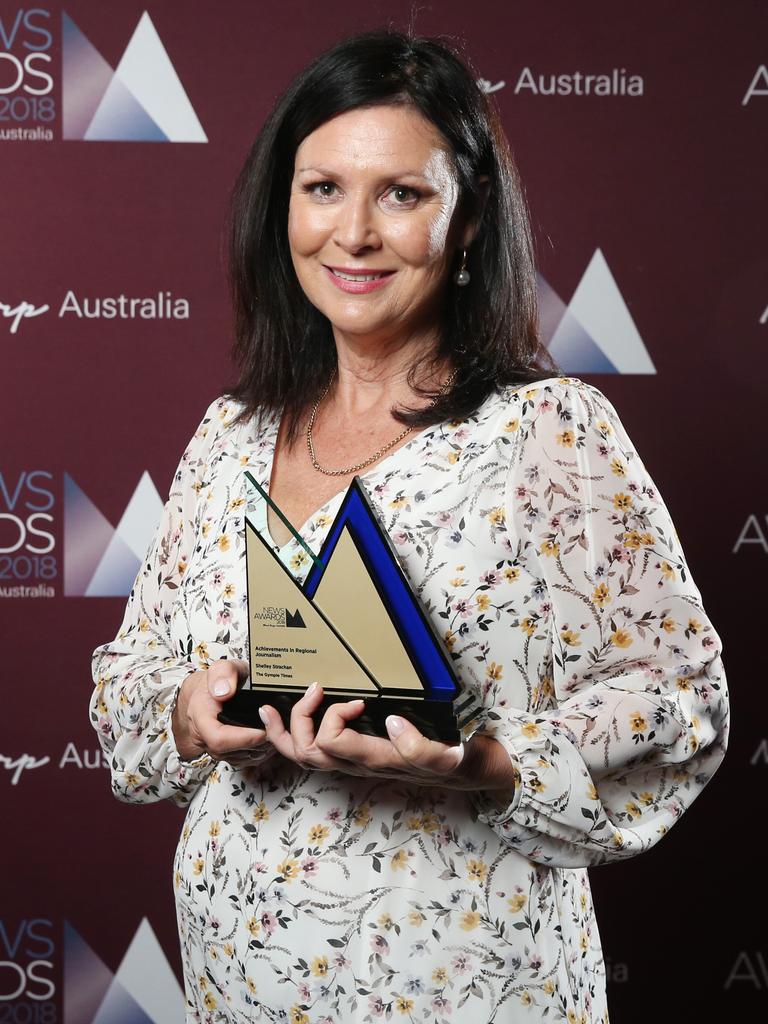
[218,471,465,743]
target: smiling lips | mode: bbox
[324,266,395,294]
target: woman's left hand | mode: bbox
[258,683,516,791]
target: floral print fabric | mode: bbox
[90,377,728,1023]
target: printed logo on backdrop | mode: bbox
[64,919,183,1023]
[724,950,768,990]
[0,471,55,596]
[538,248,655,374]
[478,77,505,95]
[0,471,162,598]
[732,514,768,554]
[1,740,107,785]
[62,10,206,142]
[514,67,643,97]
[0,8,54,140]
[1,289,189,334]
[0,919,54,1005]
[0,917,182,1020]
[742,65,768,105]
[64,472,162,596]
[0,9,205,142]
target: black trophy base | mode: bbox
[218,688,460,744]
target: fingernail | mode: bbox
[258,707,270,726]
[386,715,404,737]
[212,680,230,697]
[306,682,317,696]
[450,743,465,766]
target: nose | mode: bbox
[333,192,381,254]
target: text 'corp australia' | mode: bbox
[1,290,190,334]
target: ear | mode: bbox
[459,175,491,249]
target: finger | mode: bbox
[278,692,362,770]
[385,715,464,775]
[316,697,367,741]
[197,713,267,757]
[288,682,326,755]
[194,677,266,755]
[257,703,296,762]
[315,700,397,765]
[259,700,342,770]
[289,686,360,770]
[207,659,249,701]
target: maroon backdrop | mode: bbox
[2,1,765,1019]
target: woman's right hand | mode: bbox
[171,659,268,762]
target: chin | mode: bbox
[322,306,394,337]
[329,320,394,340]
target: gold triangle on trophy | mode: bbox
[245,519,379,695]
[313,525,423,693]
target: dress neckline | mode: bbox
[253,411,446,554]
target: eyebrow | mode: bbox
[296,165,430,179]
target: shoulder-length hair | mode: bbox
[227,29,550,436]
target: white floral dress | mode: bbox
[90,377,728,1024]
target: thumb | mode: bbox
[207,659,249,702]
[385,715,465,772]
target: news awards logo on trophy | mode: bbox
[62,10,206,142]
[539,248,655,374]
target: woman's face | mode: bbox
[288,103,472,348]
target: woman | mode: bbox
[90,30,728,1024]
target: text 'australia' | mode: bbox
[59,290,190,319]
[515,67,644,97]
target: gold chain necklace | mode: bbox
[306,367,458,477]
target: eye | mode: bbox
[383,185,420,208]
[305,181,339,200]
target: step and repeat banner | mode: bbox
[1,1,765,1020]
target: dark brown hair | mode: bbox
[227,29,550,436]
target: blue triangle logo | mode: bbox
[86,73,168,141]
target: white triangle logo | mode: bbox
[541,248,656,374]
[111,12,207,142]
[79,472,163,596]
[114,918,185,1022]
[567,249,655,373]
[114,470,164,560]
[66,10,207,143]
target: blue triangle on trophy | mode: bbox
[304,479,457,699]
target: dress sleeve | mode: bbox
[472,380,729,867]
[89,399,273,806]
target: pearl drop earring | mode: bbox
[454,249,470,286]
